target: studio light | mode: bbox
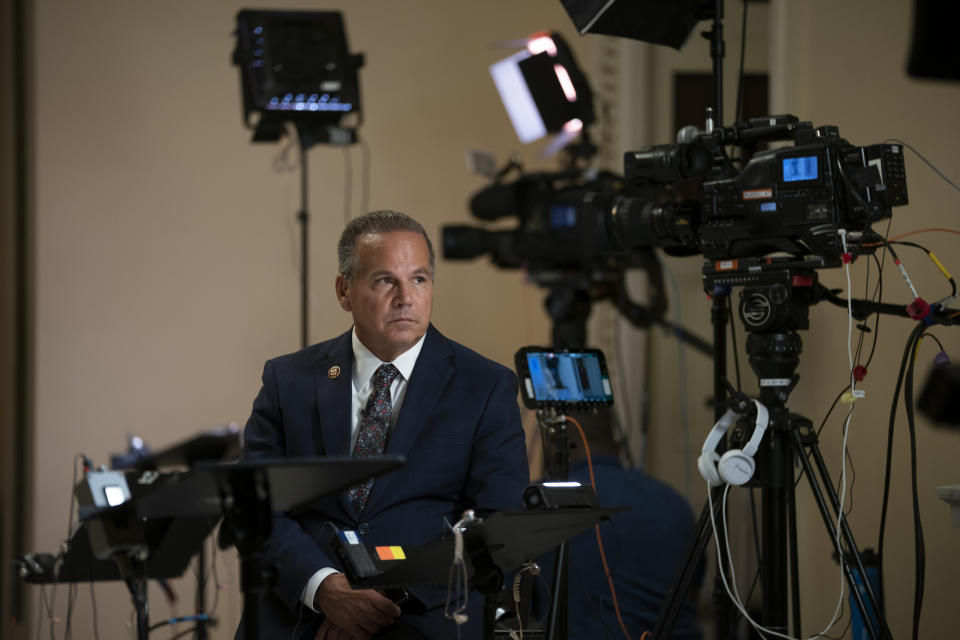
[232,9,366,348]
[233,9,364,146]
[489,31,594,154]
[558,0,702,50]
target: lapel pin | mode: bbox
[328,365,342,379]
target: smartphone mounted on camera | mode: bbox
[514,347,614,410]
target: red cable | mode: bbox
[565,415,636,640]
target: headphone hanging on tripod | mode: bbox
[697,400,770,486]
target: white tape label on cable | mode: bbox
[760,378,791,387]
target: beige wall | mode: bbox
[26,1,571,638]
[18,0,960,638]
[774,1,960,637]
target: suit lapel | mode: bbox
[313,329,354,457]
[365,326,454,513]
[387,326,454,456]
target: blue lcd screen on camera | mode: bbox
[525,351,611,404]
[782,156,818,182]
[549,205,577,229]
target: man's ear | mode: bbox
[335,274,352,312]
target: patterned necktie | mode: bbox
[347,363,401,513]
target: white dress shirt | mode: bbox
[300,328,427,611]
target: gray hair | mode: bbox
[337,210,435,282]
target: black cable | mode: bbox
[63,454,85,640]
[791,385,849,490]
[885,241,957,300]
[148,614,212,633]
[817,386,851,439]
[861,253,884,370]
[208,526,222,619]
[34,584,43,640]
[925,332,945,352]
[877,322,925,631]
[89,582,101,640]
[169,626,201,640]
[851,249,879,367]
[299,144,310,350]
[843,435,857,519]
[360,138,371,215]
[343,146,353,224]
[836,613,854,640]
[612,316,636,467]
[727,296,742,392]
[45,455,85,640]
[743,488,762,607]
[64,582,76,640]
[904,329,926,640]
[889,240,931,252]
[734,0,748,124]
[41,585,55,640]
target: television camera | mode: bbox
[443,113,907,353]
[445,114,908,273]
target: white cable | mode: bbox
[445,512,474,625]
[508,563,541,640]
[838,230,857,396]
[706,475,849,638]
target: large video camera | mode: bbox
[605,114,908,261]
[442,165,642,285]
[444,114,909,272]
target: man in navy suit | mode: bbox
[240,210,529,640]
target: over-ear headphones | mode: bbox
[697,400,770,486]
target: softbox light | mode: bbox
[559,0,702,50]
[490,32,595,154]
[233,10,364,144]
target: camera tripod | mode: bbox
[653,260,893,640]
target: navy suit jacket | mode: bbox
[239,324,529,639]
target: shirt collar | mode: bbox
[351,328,427,392]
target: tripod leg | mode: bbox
[786,483,802,638]
[546,542,568,640]
[652,485,727,640]
[790,429,892,640]
[760,429,792,635]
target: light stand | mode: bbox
[535,405,574,640]
[233,10,364,349]
[297,140,309,349]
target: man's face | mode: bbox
[335,231,433,362]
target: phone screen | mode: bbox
[515,347,613,409]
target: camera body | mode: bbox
[610,114,908,260]
[695,116,907,259]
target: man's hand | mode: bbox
[314,574,401,640]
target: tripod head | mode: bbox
[700,257,829,493]
[704,256,829,408]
